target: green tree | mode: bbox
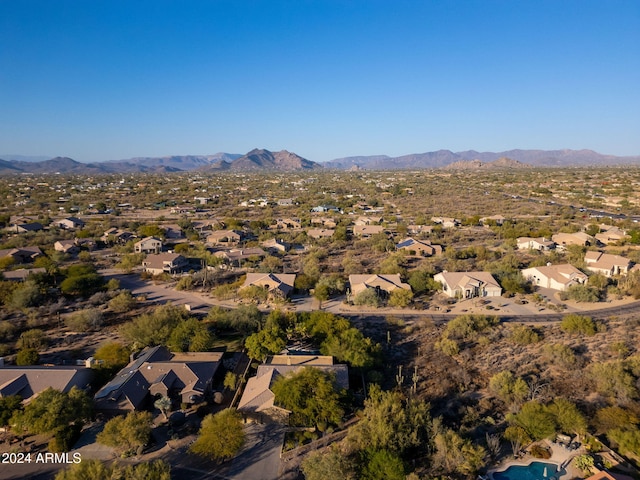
[94,342,130,370]
[594,406,639,434]
[224,371,239,391]
[15,348,39,365]
[154,396,172,421]
[361,449,406,480]
[60,273,104,296]
[245,327,286,361]
[320,327,380,368]
[10,281,44,308]
[508,401,556,440]
[16,328,48,350]
[271,367,345,430]
[120,304,191,348]
[489,371,529,406]
[574,454,595,474]
[167,318,213,352]
[97,411,153,455]
[432,427,487,476]
[388,288,413,307]
[509,324,541,345]
[0,395,22,426]
[548,398,587,436]
[347,384,431,455]
[189,409,245,461]
[12,387,92,435]
[504,425,531,456]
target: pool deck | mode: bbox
[488,440,585,480]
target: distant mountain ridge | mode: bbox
[1,148,639,175]
[324,149,640,169]
[444,157,530,170]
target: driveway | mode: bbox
[223,423,286,480]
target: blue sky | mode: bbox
[1,0,639,162]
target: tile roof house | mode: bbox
[261,238,289,253]
[521,264,588,291]
[101,228,135,245]
[241,273,296,298]
[0,365,93,404]
[594,225,628,245]
[396,237,442,256]
[0,246,43,264]
[213,247,266,264]
[584,251,631,277]
[134,236,163,254]
[552,232,596,249]
[54,240,80,255]
[142,252,187,275]
[434,271,502,298]
[517,237,556,251]
[95,346,222,413]
[54,217,85,230]
[238,355,348,424]
[353,225,384,237]
[431,217,460,229]
[349,274,412,297]
[2,268,47,281]
[407,224,433,235]
[206,230,243,245]
[307,228,335,239]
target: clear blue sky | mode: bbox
[1,0,639,162]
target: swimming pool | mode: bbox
[492,461,563,480]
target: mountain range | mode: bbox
[1,148,639,175]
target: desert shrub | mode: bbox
[108,290,136,312]
[510,325,541,345]
[543,343,578,368]
[562,284,601,303]
[435,338,460,356]
[353,289,379,307]
[66,308,103,332]
[561,314,597,336]
[443,314,498,341]
[16,348,39,365]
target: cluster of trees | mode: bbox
[56,459,170,480]
[243,310,380,369]
[120,303,213,352]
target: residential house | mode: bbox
[161,224,184,240]
[2,268,47,281]
[434,271,502,298]
[353,225,384,237]
[12,222,43,234]
[206,230,243,245]
[595,225,628,245]
[214,248,266,265]
[54,217,85,230]
[272,218,302,230]
[431,217,459,229]
[0,246,43,264]
[94,346,222,413]
[101,228,135,245]
[354,216,383,226]
[396,237,442,256]
[584,251,631,277]
[307,228,335,239]
[311,205,341,213]
[521,264,588,291]
[261,238,289,253]
[407,225,433,235]
[552,232,596,249]
[349,274,412,298]
[54,240,80,255]
[142,252,187,275]
[310,217,337,228]
[517,237,556,251]
[134,236,163,254]
[240,273,296,298]
[238,355,348,423]
[0,365,93,404]
[277,198,295,206]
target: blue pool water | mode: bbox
[493,461,563,480]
